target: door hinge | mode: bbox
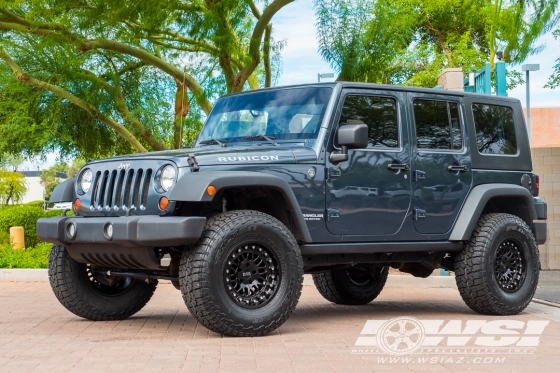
[414,170,426,181]
[413,209,426,220]
[326,167,341,180]
[326,208,340,221]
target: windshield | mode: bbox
[196,87,333,146]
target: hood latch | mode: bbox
[187,153,200,172]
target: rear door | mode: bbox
[408,94,473,234]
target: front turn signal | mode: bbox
[207,185,217,196]
[159,196,169,210]
[73,198,81,211]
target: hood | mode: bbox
[88,145,318,167]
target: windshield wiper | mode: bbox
[242,134,278,146]
[199,138,227,147]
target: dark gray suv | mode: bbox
[38,83,547,337]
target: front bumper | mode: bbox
[37,215,207,247]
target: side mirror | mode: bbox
[330,124,368,164]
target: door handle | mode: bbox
[447,164,469,173]
[387,163,410,171]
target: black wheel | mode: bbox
[312,266,389,305]
[455,213,539,315]
[48,245,158,321]
[180,210,304,337]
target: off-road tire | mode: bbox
[455,213,539,315]
[180,210,304,337]
[312,266,389,305]
[48,245,158,321]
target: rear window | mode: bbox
[472,103,517,155]
[413,99,463,150]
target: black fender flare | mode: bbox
[169,171,312,243]
[449,183,537,241]
[49,178,76,203]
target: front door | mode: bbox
[408,94,472,234]
[326,90,411,237]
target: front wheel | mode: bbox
[455,213,540,315]
[312,266,389,305]
[180,210,304,337]
[48,245,158,320]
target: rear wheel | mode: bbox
[312,266,389,305]
[455,213,539,315]
[48,245,157,320]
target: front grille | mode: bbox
[91,168,152,210]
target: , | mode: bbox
[37,83,546,337]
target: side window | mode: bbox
[339,95,399,148]
[413,99,463,150]
[472,103,517,155]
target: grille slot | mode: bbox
[123,169,134,207]
[97,171,109,207]
[92,171,102,206]
[114,170,125,207]
[132,169,143,208]
[141,169,152,207]
[105,170,117,207]
[91,167,153,210]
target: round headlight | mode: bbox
[80,169,93,193]
[160,165,176,191]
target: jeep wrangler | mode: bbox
[37,83,547,337]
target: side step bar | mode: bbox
[299,241,463,256]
